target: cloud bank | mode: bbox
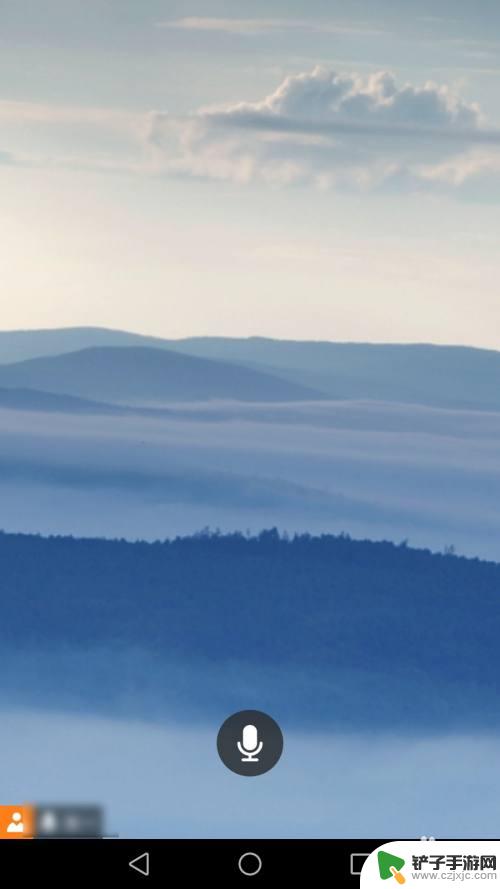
[150,66,500,193]
[1,67,499,196]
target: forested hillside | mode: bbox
[1,530,498,729]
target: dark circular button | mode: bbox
[217,710,284,776]
[238,852,263,876]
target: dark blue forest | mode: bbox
[1,529,498,731]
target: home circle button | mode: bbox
[238,852,263,877]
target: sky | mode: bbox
[1,1,500,346]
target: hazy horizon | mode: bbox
[1,323,500,354]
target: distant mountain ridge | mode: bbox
[167,336,500,412]
[0,345,323,405]
[0,326,499,410]
[0,326,169,365]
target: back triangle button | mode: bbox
[129,852,150,876]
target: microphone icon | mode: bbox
[237,724,264,762]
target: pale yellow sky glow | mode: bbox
[1,163,499,347]
[1,1,500,347]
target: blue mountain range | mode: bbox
[1,326,500,409]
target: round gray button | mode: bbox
[217,710,284,776]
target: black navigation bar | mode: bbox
[0,839,390,885]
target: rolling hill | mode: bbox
[1,327,500,410]
[166,337,500,412]
[0,326,168,365]
[0,346,323,405]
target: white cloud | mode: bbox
[2,70,499,197]
[150,66,500,193]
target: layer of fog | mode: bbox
[2,708,499,838]
[0,400,499,559]
[3,646,492,733]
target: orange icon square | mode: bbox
[0,805,35,839]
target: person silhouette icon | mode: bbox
[7,812,24,833]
